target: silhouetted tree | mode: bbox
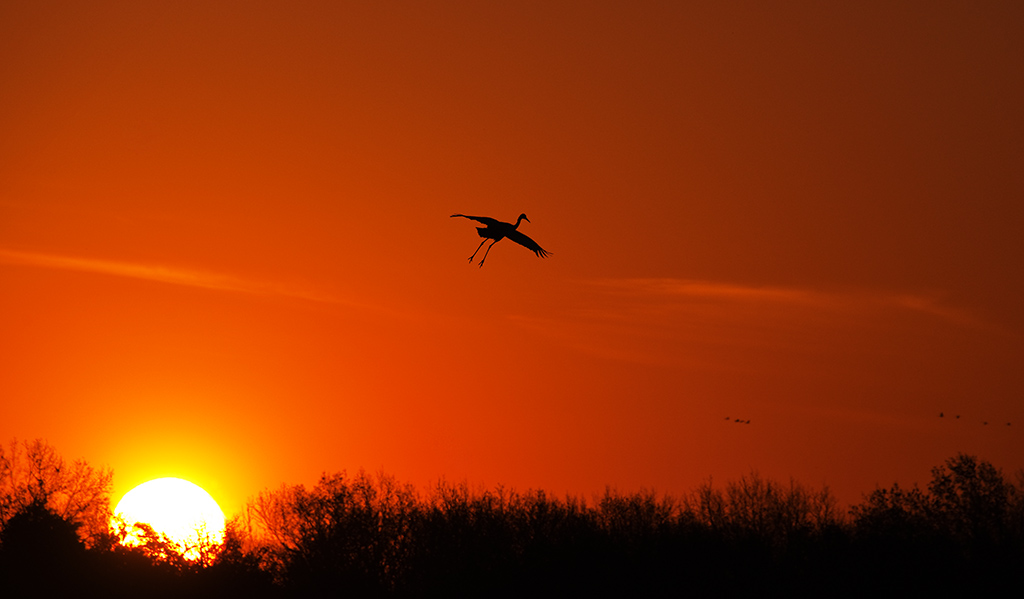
[849,453,1024,594]
[0,439,283,598]
[928,453,1016,549]
[684,472,841,549]
[0,438,113,546]
[851,454,1020,551]
[679,473,846,594]
[218,455,1024,596]
[851,482,930,539]
[239,470,419,595]
[0,499,88,595]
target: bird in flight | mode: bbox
[451,213,551,267]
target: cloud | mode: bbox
[0,248,341,305]
[593,279,821,305]
[505,277,992,368]
[587,278,982,327]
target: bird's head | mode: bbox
[518,213,530,224]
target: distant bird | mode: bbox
[939,412,944,418]
[955,415,960,419]
[451,213,550,267]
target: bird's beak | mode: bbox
[524,216,531,223]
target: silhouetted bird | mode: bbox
[451,213,550,267]
[956,415,960,419]
[939,412,944,417]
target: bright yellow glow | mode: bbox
[113,477,226,559]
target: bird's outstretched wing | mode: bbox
[506,229,550,258]
[451,214,501,227]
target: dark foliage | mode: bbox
[0,438,113,546]
[849,453,1024,595]
[2,450,1022,597]
[232,459,1024,597]
[0,499,88,595]
[233,470,848,596]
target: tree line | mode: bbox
[1,438,1022,597]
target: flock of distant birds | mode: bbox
[451,215,1016,432]
[720,413,1013,427]
[938,412,1011,426]
[453,215,1018,431]
[456,216,1016,432]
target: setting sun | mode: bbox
[113,478,226,559]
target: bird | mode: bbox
[939,412,944,418]
[451,213,550,267]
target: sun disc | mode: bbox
[113,477,226,558]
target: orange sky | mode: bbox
[2,1,1022,515]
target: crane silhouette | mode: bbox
[450,213,550,267]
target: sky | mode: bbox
[2,1,1022,516]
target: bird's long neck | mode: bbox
[514,215,525,229]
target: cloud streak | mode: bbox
[505,277,994,369]
[0,248,341,305]
[587,278,983,328]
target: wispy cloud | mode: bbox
[593,279,820,305]
[505,277,995,369]
[0,248,341,305]
[587,278,982,328]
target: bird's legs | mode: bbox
[467,239,488,264]
[478,239,499,267]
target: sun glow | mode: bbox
[112,478,226,559]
